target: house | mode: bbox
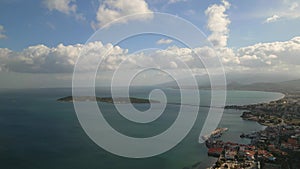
[208,147,223,157]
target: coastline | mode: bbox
[228,91,285,127]
[206,90,300,169]
[225,91,299,126]
[181,90,285,169]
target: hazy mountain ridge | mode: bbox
[226,79,300,93]
[159,77,300,93]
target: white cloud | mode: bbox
[0,42,128,73]
[0,48,11,71]
[43,0,85,20]
[0,42,215,73]
[168,0,187,4]
[0,25,7,39]
[216,47,240,65]
[237,37,300,68]
[156,38,173,45]
[282,1,300,19]
[263,1,300,23]
[184,9,196,16]
[92,0,153,29]
[44,0,76,14]
[205,0,231,47]
[265,15,280,23]
[0,37,299,77]
[289,2,298,11]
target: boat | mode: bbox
[200,128,228,141]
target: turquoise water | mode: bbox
[0,88,283,169]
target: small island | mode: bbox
[57,96,160,104]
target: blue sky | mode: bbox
[1,0,299,50]
[0,0,300,88]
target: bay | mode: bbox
[0,88,283,169]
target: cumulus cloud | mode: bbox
[216,47,240,65]
[91,0,153,29]
[43,0,85,20]
[156,38,173,45]
[0,25,7,39]
[0,43,91,73]
[44,0,76,14]
[237,36,300,67]
[0,42,217,73]
[0,36,300,77]
[0,48,11,71]
[205,0,231,47]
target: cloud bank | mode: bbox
[0,37,299,76]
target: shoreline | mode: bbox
[182,90,284,169]
[225,91,300,126]
[206,90,300,169]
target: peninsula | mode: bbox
[204,79,300,169]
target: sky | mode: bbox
[0,0,300,88]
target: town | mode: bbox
[207,92,300,169]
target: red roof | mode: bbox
[208,147,223,153]
[288,138,297,145]
[225,142,239,146]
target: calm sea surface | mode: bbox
[0,88,283,169]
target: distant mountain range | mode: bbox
[226,79,300,93]
[159,77,300,93]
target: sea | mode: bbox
[0,87,284,169]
